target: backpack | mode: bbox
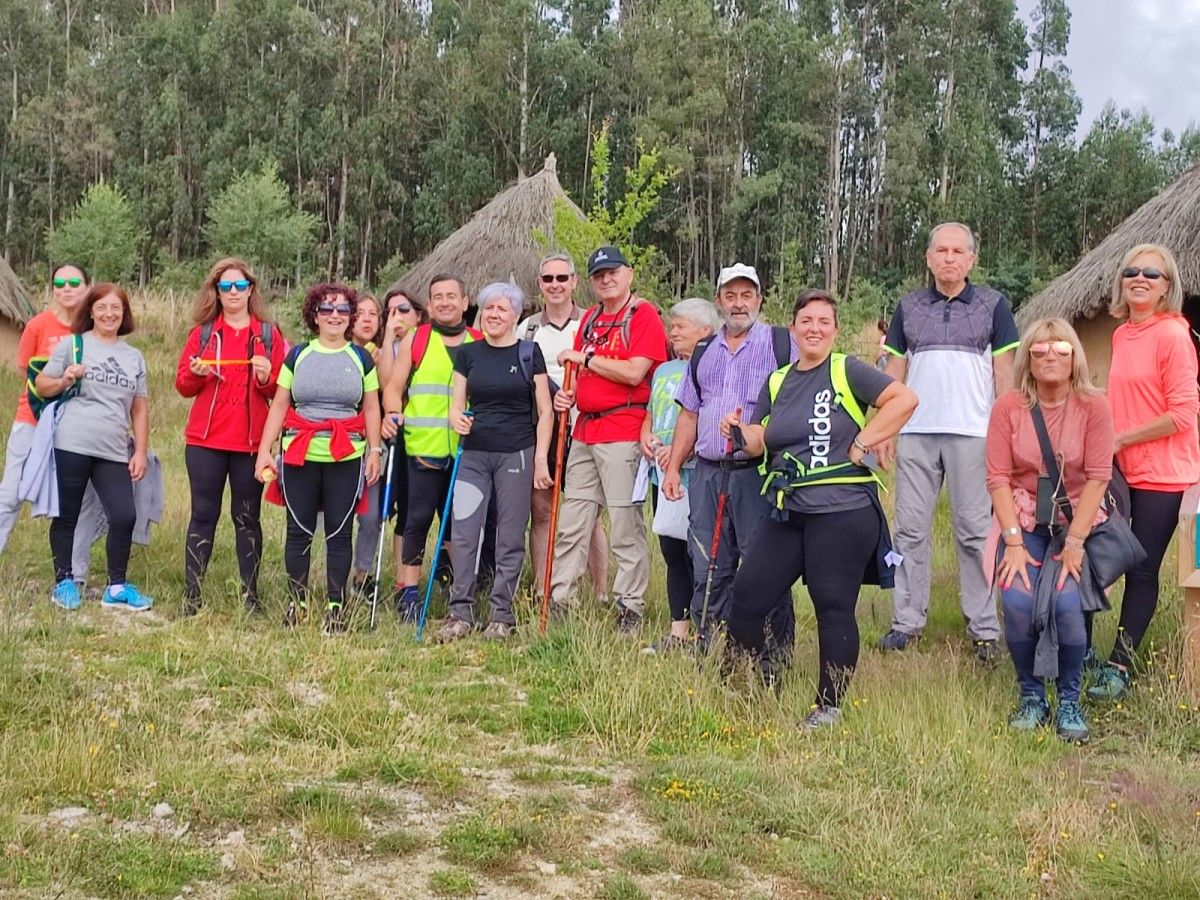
[689,324,792,401]
[410,323,484,373]
[199,318,276,360]
[26,334,84,420]
[578,299,641,352]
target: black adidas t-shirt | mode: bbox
[750,355,892,513]
[453,340,546,453]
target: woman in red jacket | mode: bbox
[175,257,287,616]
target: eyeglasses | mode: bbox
[389,303,413,314]
[1029,341,1073,359]
[1121,267,1166,281]
[317,303,353,317]
[540,274,572,284]
[217,279,252,292]
[53,277,83,288]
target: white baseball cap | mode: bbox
[716,263,761,291]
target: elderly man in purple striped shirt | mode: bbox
[663,263,797,646]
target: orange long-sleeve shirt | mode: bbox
[1108,313,1200,491]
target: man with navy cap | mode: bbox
[550,246,668,632]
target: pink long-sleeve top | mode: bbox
[1108,313,1200,491]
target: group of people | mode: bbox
[1,225,1195,740]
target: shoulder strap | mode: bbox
[689,337,712,401]
[465,326,484,341]
[1030,404,1074,525]
[411,324,432,372]
[522,318,539,342]
[259,321,275,357]
[619,299,639,348]
[579,304,601,344]
[517,339,535,386]
[830,353,866,428]
[73,334,83,364]
[349,342,372,376]
[771,325,791,368]
[200,321,213,352]
[283,342,305,373]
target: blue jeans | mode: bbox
[997,530,1086,703]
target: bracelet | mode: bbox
[369,447,384,455]
[852,436,871,453]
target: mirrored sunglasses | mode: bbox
[53,277,83,288]
[1029,340,1073,359]
[217,279,252,292]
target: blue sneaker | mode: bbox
[1055,700,1090,744]
[1008,696,1051,731]
[1086,664,1130,702]
[102,584,154,612]
[51,579,82,611]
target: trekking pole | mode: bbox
[369,435,398,630]
[416,411,472,642]
[697,407,742,641]
[540,362,578,635]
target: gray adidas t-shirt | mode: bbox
[751,356,892,514]
[44,333,148,463]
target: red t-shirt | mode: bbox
[14,310,73,426]
[572,299,667,444]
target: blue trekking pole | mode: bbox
[369,435,399,630]
[416,411,472,641]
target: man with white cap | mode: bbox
[663,263,796,646]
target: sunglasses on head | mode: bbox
[1121,267,1165,281]
[53,277,83,288]
[317,303,353,317]
[217,279,252,292]
[1029,340,1073,360]
[540,274,572,284]
[389,303,413,314]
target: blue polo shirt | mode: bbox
[884,281,1019,437]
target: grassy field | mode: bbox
[0,297,1198,899]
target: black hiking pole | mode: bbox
[697,408,743,643]
[369,436,398,630]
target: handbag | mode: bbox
[1030,404,1146,589]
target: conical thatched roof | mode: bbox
[394,155,585,304]
[0,256,36,324]
[1019,162,1200,326]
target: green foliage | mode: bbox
[202,163,318,286]
[46,181,147,283]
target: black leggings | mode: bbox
[651,485,693,620]
[729,504,879,708]
[280,458,362,605]
[1108,487,1183,669]
[184,446,263,601]
[401,457,452,568]
[51,449,135,584]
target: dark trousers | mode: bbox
[280,458,362,606]
[184,445,263,601]
[651,485,694,621]
[401,456,452,569]
[729,505,878,708]
[1108,487,1183,668]
[51,449,135,585]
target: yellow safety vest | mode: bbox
[404,330,476,457]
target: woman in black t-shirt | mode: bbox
[722,290,917,730]
[437,282,553,641]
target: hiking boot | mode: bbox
[973,639,1002,664]
[1008,696,1050,731]
[243,594,263,617]
[801,705,842,731]
[616,604,643,635]
[101,584,153,612]
[322,603,347,636]
[437,617,473,643]
[877,629,918,652]
[1086,664,1130,702]
[481,621,513,641]
[394,585,420,624]
[642,634,691,655]
[51,579,82,611]
[182,593,202,617]
[1055,700,1090,744]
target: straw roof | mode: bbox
[394,155,585,304]
[0,256,35,325]
[1019,162,1200,326]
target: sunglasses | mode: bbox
[217,279,252,292]
[1121,267,1166,281]
[317,303,353,317]
[389,303,413,314]
[540,274,572,284]
[1029,341,1073,360]
[53,277,83,288]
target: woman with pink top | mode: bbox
[987,319,1112,743]
[1088,244,1200,701]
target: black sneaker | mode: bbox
[973,639,1002,664]
[322,602,347,635]
[877,629,918,652]
[182,594,202,617]
[243,594,263,616]
[616,604,643,635]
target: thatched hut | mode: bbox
[0,258,36,371]
[1018,162,1200,386]
[394,155,585,305]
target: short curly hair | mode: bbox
[301,281,359,338]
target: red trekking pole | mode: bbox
[540,362,578,634]
[697,407,742,640]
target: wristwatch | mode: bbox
[584,350,596,370]
[1001,525,1020,539]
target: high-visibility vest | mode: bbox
[404,329,477,457]
[759,352,882,511]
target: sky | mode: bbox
[1017,0,1200,139]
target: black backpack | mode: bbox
[689,324,792,400]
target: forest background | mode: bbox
[3,0,1199,317]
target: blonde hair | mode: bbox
[1108,243,1183,319]
[1012,317,1100,407]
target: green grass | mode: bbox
[0,298,1198,897]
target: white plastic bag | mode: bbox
[651,464,690,540]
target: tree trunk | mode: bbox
[517,19,529,180]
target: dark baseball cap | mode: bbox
[587,245,630,276]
